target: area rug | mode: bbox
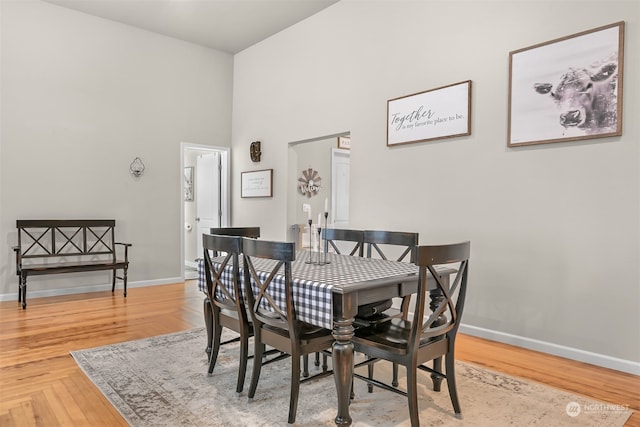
[71,328,631,426]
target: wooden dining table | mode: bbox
[197,250,451,426]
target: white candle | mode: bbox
[307,208,311,221]
[324,198,328,213]
[318,213,322,225]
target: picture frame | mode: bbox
[337,136,351,150]
[508,21,624,147]
[184,166,194,201]
[241,169,273,198]
[387,80,471,146]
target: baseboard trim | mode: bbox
[459,324,640,376]
[0,277,184,302]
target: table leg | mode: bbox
[332,317,354,426]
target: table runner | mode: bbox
[197,251,419,329]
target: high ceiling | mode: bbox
[44,0,339,54]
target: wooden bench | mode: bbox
[13,220,131,309]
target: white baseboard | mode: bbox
[0,277,184,302]
[459,323,640,376]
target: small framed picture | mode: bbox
[241,169,273,198]
[337,136,351,150]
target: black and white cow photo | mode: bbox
[509,23,623,146]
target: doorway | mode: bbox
[180,142,230,280]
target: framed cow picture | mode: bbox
[508,21,624,147]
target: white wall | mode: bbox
[231,1,639,372]
[0,1,233,296]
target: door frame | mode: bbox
[180,142,230,280]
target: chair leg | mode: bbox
[237,330,250,393]
[204,297,213,354]
[392,362,399,387]
[302,354,310,377]
[406,362,420,427]
[367,357,374,393]
[20,274,27,309]
[432,356,443,392]
[314,351,320,367]
[111,268,116,292]
[288,354,301,424]
[248,339,265,398]
[208,315,223,375]
[122,266,128,297]
[322,353,328,372]
[445,352,462,418]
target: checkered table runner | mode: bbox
[197,251,419,329]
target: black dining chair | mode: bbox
[243,238,334,424]
[322,228,364,256]
[352,241,470,426]
[204,227,260,355]
[202,233,250,393]
[358,230,419,386]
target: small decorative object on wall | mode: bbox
[129,157,145,177]
[298,168,322,198]
[250,141,261,162]
[508,21,624,147]
[241,169,273,198]
[184,166,194,201]
[337,136,351,150]
[387,80,471,146]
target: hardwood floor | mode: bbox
[1,282,638,426]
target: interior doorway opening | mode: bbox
[180,142,230,280]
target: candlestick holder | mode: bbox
[305,219,313,264]
[315,226,323,265]
[322,211,331,264]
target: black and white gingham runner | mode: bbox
[197,251,418,329]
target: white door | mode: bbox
[196,152,220,258]
[331,148,350,227]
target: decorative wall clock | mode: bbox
[298,168,321,197]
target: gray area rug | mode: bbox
[71,328,631,426]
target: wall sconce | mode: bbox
[250,141,261,162]
[130,157,145,177]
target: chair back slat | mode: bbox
[363,230,418,262]
[242,239,300,337]
[410,241,470,352]
[322,228,364,256]
[203,234,245,317]
[210,227,260,239]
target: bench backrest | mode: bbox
[16,220,117,261]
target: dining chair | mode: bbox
[352,241,470,426]
[202,233,250,393]
[204,227,260,355]
[242,238,334,424]
[359,230,419,387]
[322,228,364,256]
